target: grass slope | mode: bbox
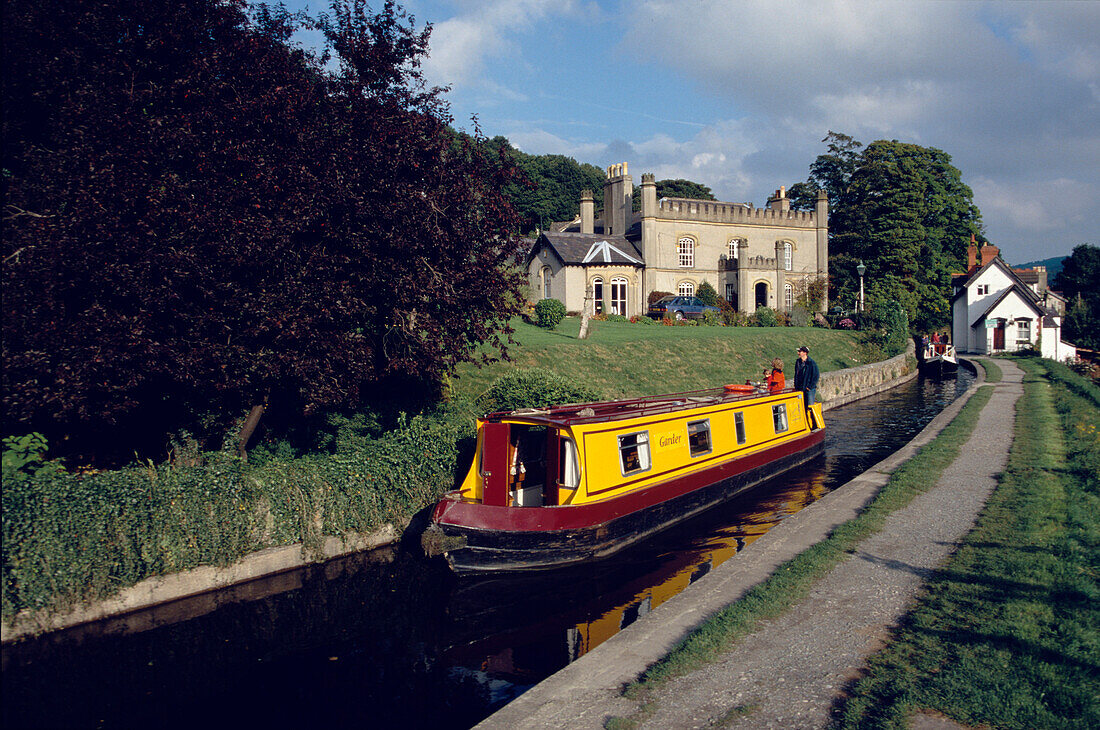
[452,318,866,402]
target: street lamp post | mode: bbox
[856,260,866,313]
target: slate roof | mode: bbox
[531,231,645,267]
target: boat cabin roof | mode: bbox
[485,385,789,428]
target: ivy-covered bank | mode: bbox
[2,408,470,623]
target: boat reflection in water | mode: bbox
[441,460,828,699]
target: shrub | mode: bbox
[648,290,674,306]
[789,305,811,327]
[752,306,780,327]
[633,314,657,325]
[700,310,723,326]
[477,369,601,413]
[696,281,719,306]
[606,314,628,322]
[838,318,857,330]
[718,298,748,326]
[534,298,567,329]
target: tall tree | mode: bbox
[479,137,604,234]
[792,134,983,330]
[2,0,525,460]
[1053,244,1100,349]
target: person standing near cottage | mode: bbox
[794,346,819,407]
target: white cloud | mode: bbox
[971,176,1094,233]
[420,0,583,91]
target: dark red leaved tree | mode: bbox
[2,0,524,462]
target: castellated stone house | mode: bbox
[525,163,829,318]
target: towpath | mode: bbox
[477,359,1023,730]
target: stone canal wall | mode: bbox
[819,340,918,411]
[3,343,921,644]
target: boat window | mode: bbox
[687,419,712,457]
[558,437,580,489]
[773,404,789,434]
[734,412,747,445]
[618,432,651,476]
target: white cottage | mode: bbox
[951,238,1075,360]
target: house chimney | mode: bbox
[580,189,594,234]
[767,186,790,213]
[980,242,1000,267]
[967,234,978,273]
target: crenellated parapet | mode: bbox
[656,197,819,227]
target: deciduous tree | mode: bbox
[2,0,525,461]
[1053,244,1100,349]
[791,134,983,330]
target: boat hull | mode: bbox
[429,428,825,573]
[921,355,958,377]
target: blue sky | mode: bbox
[287,0,1100,265]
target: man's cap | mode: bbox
[798,346,809,353]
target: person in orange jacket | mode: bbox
[765,357,785,392]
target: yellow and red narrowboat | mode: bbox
[424,384,825,572]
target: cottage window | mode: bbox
[728,239,740,259]
[783,242,793,271]
[734,412,747,445]
[977,284,989,295]
[592,277,604,314]
[784,282,793,311]
[687,419,712,457]
[1017,319,1031,344]
[678,237,695,268]
[678,281,695,297]
[772,404,789,434]
[618,432,651,475]
[541,266,552,299]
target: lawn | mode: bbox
[451,318,866,402]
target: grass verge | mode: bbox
[980,357,1003,383]
[835,357,1099,729]
[608,383,995,725]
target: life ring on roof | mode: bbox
[724,384,754,393]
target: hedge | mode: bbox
[2,407,471,620]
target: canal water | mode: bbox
[3,370,973,730]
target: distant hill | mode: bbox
[1014,255,1066,280]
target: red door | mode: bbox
[993,324,1005,351]
[480,422,510,506]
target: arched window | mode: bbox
[592,277,604,314]
[728,239,741,260]
[610,277,628,315]
[783,242,793,271]
[541,266,552,299]
[678,236,695,268]
[784,282,793,310]
[678,281,695,297]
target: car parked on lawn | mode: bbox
[647,295,721,321]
